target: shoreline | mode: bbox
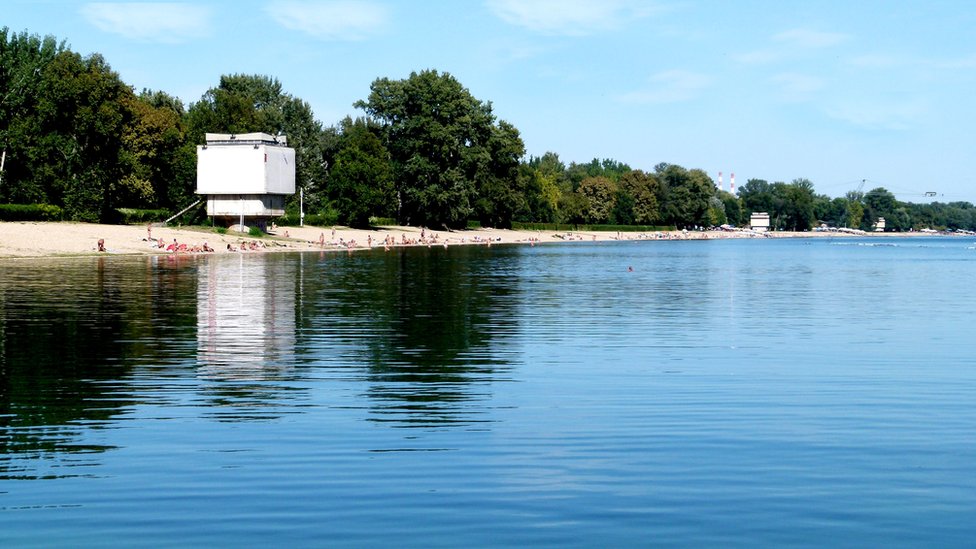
[0,221,963,259]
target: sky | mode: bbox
[6,0,976,202]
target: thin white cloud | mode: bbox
[734,28,848,66]
[847,53,905,69]
[266,1,391,41]
[732,49,783,65]
[615,69,711,104]
[81,2,212,43]
[773,28,848,49]
[771,72,824,101]
[935,53,976,69]
[825,98,928,131]
[486,0,660,36]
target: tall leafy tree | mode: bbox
[658,164,713,228]
[122,90,195,210]
[862,187,898,231]
[355,69,522,229]
[617,169,660,224]
[29,50,134,221]
[576,176,616,223]
[473,120,526,228]
[0,28,64,204]
[781,178,816,230]
[327,117,394,228]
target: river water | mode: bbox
[1,237,974,547]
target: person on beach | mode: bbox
[97,238,106,252]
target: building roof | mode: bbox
[204,132,288,146]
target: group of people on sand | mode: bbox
[137,225,212,254]
[160,238,214,253]
[226,240,266,252]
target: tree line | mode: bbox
[3,27,975,231]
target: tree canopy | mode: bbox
[354,69,524,229]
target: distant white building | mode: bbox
[196,132,295,225]
[874,217,886,232]
[750,212,770,232]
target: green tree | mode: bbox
[527,151,566,218]
[356,69,521,229]
[29,50,134,221]
[658,164,713,228]
[718,190,742,226]
[738,178,774,217]
[707,195,727,226]
[0,29,65,204]
[122,91,194,210]
[576,176,616,223]
[781,178,816,230]
[862,187,898,231]
[514,164,555,223]
[473,120,526,228]
[617,169,660,224]
[327,117,394,228]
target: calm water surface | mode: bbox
[1,237,975,547]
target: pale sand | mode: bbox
[0,221,931,259]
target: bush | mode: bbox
[248,225,265,237]
[0,203,64,221]
[466,220,482,229]
[368,216,397,227]
[214,227,227,235]
[275,209,340,227]
[116,208,170,224]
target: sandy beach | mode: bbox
[0,221,940,259]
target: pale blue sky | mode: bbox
[6,1,976,202]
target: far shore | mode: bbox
[0,221,963,259]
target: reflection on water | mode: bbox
[1,238,975,546]
[0,256,185,479]
[197,254,296,378]
[295,247,520,428]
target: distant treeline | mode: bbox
[2,27,974,231]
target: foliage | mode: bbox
[327,117,395,228]
[576,176,616,223]
[115,207,168,224]
[369,216,397,226]
[0,203,62,221]
[617,169,660,225]
[657,165,713,228]
[355,69,523,229]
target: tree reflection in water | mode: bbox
[0,246,525,479]
[0,256,191,479]
[298,245,522,428]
